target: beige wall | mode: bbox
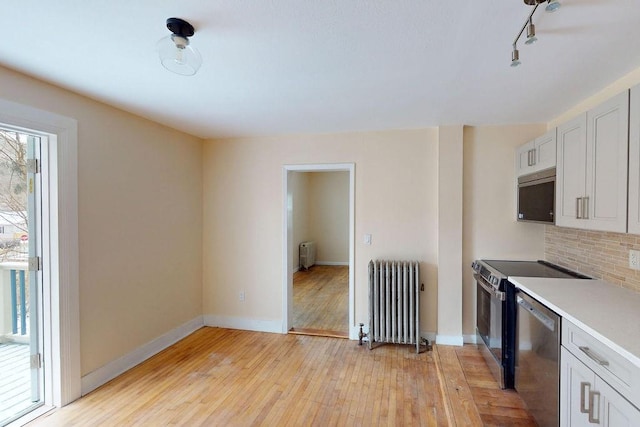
[308,172,349,264]
[291,171,311,269]
[0,66,203,376]
[462,125,547,336]
[203,129,438,333]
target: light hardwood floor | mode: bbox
[292,265,348,336]
[28,327,536,426]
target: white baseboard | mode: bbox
[81,316,204,396]
[204,315,282,334]
[315,261,349,266]
[435,334,464,346]
[463,334,478,344]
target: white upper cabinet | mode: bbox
[628,85,640,234]
[555,90,629,233]
[556,114,588,229]
[515,129,557,177]
[516,140,535,176]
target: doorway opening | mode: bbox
[0,98,80,426]
[282,164,355,339]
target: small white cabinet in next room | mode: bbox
[515,128,557,177]
[561,348,639,426]
[555,90,629,232]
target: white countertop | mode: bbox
[508,277,640,368]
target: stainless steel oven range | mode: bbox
[471,259,587,389]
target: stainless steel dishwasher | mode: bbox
[515,290,560,427]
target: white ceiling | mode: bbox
[3,1,640,139]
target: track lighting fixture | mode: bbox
[510,0,561,67]
[157,18,202,76]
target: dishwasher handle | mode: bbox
[517,295,556,332]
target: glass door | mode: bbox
[27,135,42,405]
[0,129,43,425]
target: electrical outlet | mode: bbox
[239,291,245,302]
[629,250,640,270]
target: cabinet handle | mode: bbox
[576,197,583,219]
[583,196,589,220]
[580,382,591,413]
[531,148,536,166]
[527,149,532,166]
[579,346,610,366]
[588,390,600,424]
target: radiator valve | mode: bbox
[358,323,368,345]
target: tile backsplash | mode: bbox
[545,225,640,292]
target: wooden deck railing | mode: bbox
[1,262,29,338]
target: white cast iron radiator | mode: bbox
[299,241,316,269]
[367,260,422,353]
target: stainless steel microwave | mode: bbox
[517,167,555,224]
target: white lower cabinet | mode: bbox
[561,347,640,426]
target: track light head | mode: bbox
[525,21,537,45]
[545,0,561,12]
[511,48,521,67]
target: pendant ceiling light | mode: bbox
[157,18,202,76]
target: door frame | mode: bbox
[0,99,80,409]
[282,163,356,339]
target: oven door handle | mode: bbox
[474,274,505,301]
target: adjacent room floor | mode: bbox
[292,265,349,337]
[27,327,536,426]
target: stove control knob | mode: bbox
[471,261,478,271]
[491,276,499,286]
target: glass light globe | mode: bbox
[157,34,202,76]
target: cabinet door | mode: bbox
[535,129,557,172]
[585,90,629,233]
[556,114,588,228]
[597,376,640,426]
[561,347,595,427]
[516,140,535,176]
[628,85,640,234]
